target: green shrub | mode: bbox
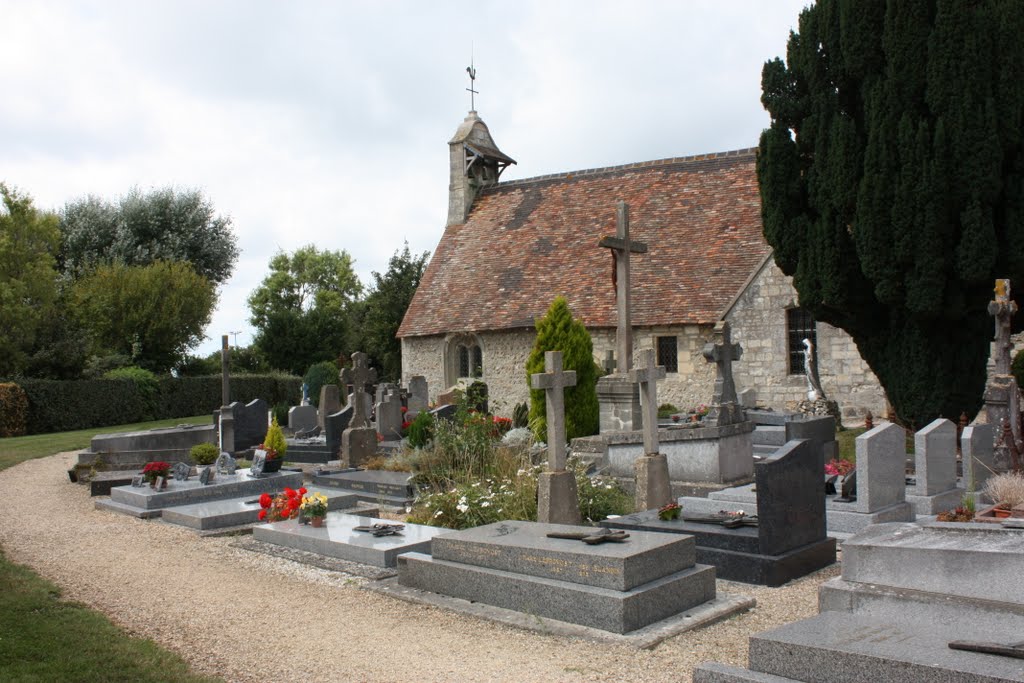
[657,403,679,419]
[0,383,29,437]
[407,465,541,529]
[575,464,632,522]
[271,402,289,425]
[407,410,434,449]
[303,361,339,408]
[103,366,159,420]
[511,401,529,429]
[526,296,599,442]
[263,417,287,457]
[1013,349,1024,389]
[189,442,219,465]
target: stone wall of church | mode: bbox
[402,326,720,418]
[724,258,886,421]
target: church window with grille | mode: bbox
[457,343,483,379]
[656,336,678,373]
[787,308,817,374]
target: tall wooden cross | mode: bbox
[598,201,647,373]
[630,348,666,455]
[702,321,743,406]
[988,279,1018,375]
[530,351,577,472]
[340,352,377,429]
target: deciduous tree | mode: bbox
[360,243,429,381]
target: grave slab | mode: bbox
[430,520,695,591]
[746,611,1024,683]
[96,469,303,517]
[161,487,362,530]
[694,662,799,683]
[310,468,416,508]
[835,521,1024,606]
[253,513,449,567]
[397,520,724,634]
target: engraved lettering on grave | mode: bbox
[492,523,517,536]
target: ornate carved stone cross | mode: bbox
[340,352,377,429]
[630,348,666,455]
[530,351,577,472]
[988,279,1018,375]
[702,321,743,407]
[598,201,647,373]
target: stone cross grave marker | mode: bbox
[598,201,647,373]
[630,348,666,455]
[340,352,377,429]
[629,348,672,511]
[702,321,744,424]
[530,351,577,472]
[988,278,1017,375]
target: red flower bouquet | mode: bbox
[258,486,307,522]
[142,461,171,484]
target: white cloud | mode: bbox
[0,0,806,358]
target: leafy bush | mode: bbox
[407,466,541,529]
[82,353,133,379]
[657,403,679,419]
[262,417,287,457]
[406,410,434,449]
[512,401,528,428]
[103,366,159,419]
[272,402,289,425]
[576,464,632,523]
[1013,349,1024,390]
[303,361,339,408]
[526,296,599,441]
[0,383,29,437]
[189,442,219,465]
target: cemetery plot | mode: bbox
[96,469,303,518]
[395,520,740,635]
[161,486,362,531]
[253,513,450,568]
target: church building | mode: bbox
[397,109,887,420]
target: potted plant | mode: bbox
[142,461,171,489]
[980,471,1024,519]
[258,417,288,473]
[190,442,219,467]
[258,487,306,523]
[300,492,329,527]
[658,501,682,521]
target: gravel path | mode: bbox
[0,452,839,683]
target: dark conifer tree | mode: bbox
[759,0,1024,425]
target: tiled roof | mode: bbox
[397,148,768,338]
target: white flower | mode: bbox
[458,496,468,505]
[434,510,443,518]
[456,503,469,513]
[481,501,491,508]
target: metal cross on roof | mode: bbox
[466,60,478,112]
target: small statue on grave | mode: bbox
[802,338,827,401]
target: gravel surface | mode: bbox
[0,452,840,683]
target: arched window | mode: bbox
[446,334,484,386]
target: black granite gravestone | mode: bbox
[603,439,836,586]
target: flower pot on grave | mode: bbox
[149,480,157,489]
[311,516,325,528]
[262,458,283,474]
[993,507,1012,519]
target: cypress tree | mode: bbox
[759,0,1024,426]
[526,297,600,442]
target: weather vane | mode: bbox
[466,48,478,111]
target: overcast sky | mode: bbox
[2,1,809,357]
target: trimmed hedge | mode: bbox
[11,374,301,435]
[0,383,29,437]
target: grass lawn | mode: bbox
[0,548,222,683]
[0,415,225,682]
[0,414,211,473]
